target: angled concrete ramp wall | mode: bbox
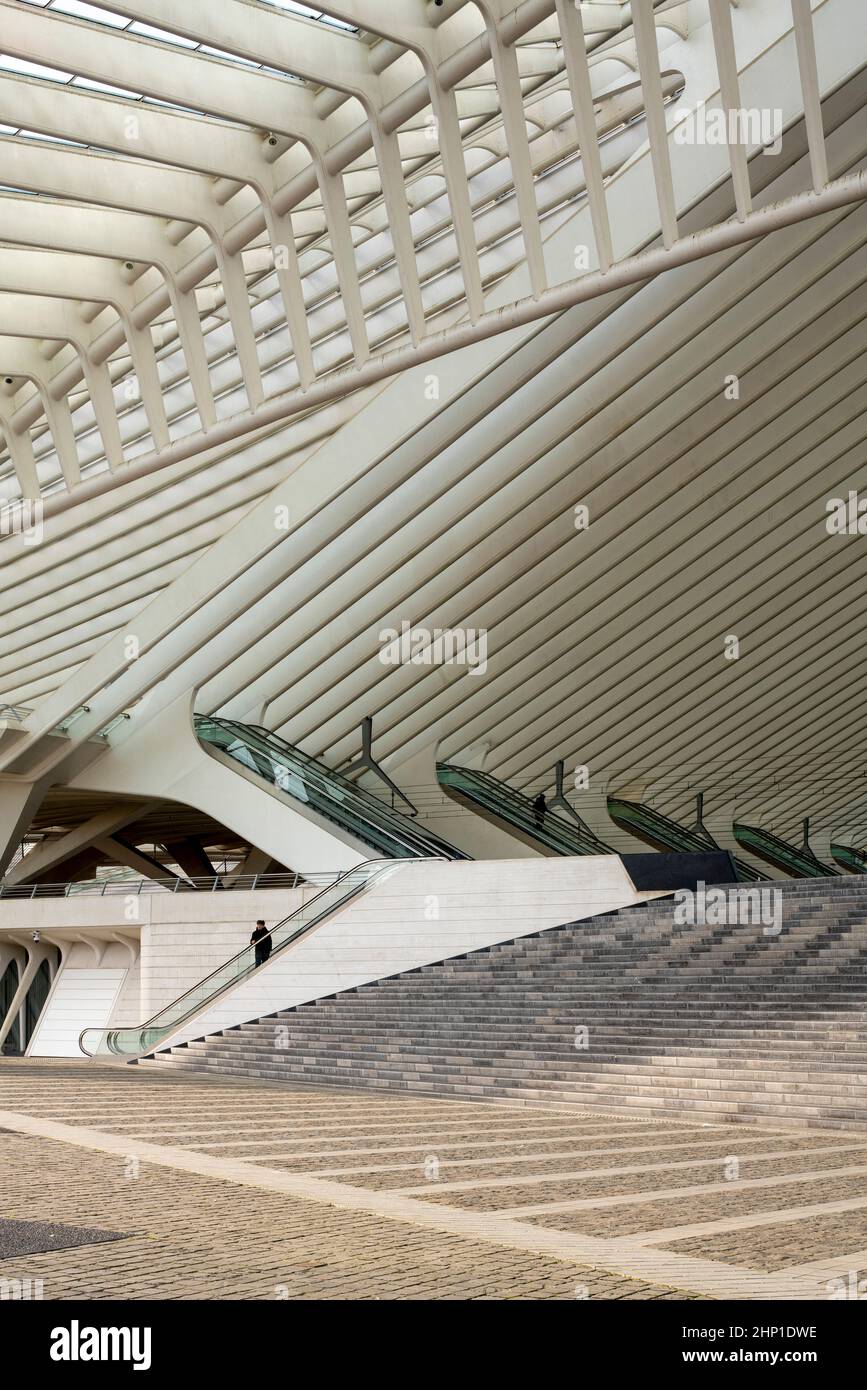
[165,855,657,1048]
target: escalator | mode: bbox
[436,763,613,855]
[196,716,468,861]
[733,822,839,878]
[79,857,423,1058]
[608,797,769,882]
[830,842,867,874]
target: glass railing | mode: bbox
[79,856,418,1059]
[830,842,867,874]
[733,822,838,878]
[437,763,613,855]
[608,797,769,882]
[196,716,468,861]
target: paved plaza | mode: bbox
[1,1061,865,1300]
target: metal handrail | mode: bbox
[197,715,467,859]
[438,762,611,855]
[78,855,442,1059]
[0,870,343,899]
[610,797,769,883]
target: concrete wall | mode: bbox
[138,885,319,1017]
[1,858,658,1055]
[0,886,317,1052]
[167,855,656,1046]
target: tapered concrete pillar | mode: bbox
[0,779,48,879]
[0,941,52,1052]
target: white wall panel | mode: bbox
[28,967,126,1057]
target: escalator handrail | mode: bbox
[608,795,718,850]
[830,842,867,872]
[198,716,463,858]
[610,796,769,881]
[79,856,441,1056]
[438,762,608,853]
[734,821,838,876]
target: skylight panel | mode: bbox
[16,128,87,146]
[198,44,262,69]
[128,22,199,50]
[141,96,206,116]
[260,1,359,33]
[72,75,143,99]
[0,54,73,81]
[48,1,130,26]
[269,1,320,16]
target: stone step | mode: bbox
[143,1053,867,1130]
[144,875,867,1132]
[174,1035,867,1088]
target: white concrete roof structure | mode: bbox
[1,0,866,882]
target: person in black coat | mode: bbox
[250,918,272,967]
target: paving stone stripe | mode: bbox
[631,1195,867,1246]
[493,1170,867,1218]
[391,1155,867,1198]
[280,1140,867,1183]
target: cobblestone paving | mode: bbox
[305,1140,867,1189]
[0,1132,683,1301]
[523,1176,867,1238]
[659,1213,867,1273]
[1,1061,865,1300]
[407,1161,867,1209]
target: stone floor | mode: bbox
[0,1059,865,1301]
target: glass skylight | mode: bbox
[13,0,324,87]
[260,1,359,33]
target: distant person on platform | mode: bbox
[533,792,547,829]
[251,918,272,968]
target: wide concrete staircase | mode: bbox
[142,877,867,1130]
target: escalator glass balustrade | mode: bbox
[196,717,467,860]
[608,797,769,882]
[79,857,426,1058]
[437,763,612,855]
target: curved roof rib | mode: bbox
[0,0,861,519]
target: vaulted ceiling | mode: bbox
[2,0,866,874]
